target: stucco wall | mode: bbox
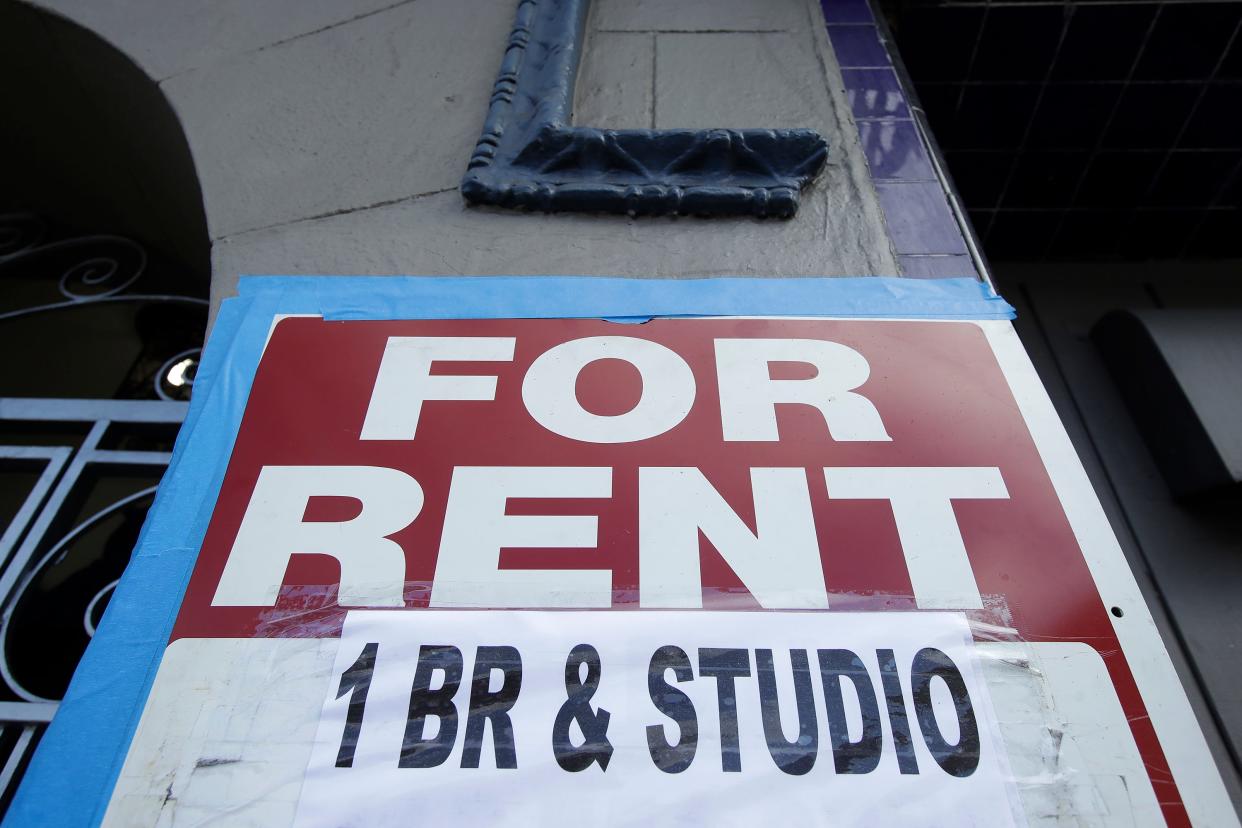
[28,0,900,325]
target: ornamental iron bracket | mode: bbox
[461,0,829,218]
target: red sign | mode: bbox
[170,316,1183,821]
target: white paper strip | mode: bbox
[295,610,1019,827]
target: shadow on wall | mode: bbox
[0,0,209,288]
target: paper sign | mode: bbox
[294,610,1018,827]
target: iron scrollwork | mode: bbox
[0,213,204,812]
[462,0,829,218]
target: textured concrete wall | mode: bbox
[29,0,899,324]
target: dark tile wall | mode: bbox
[882,0,1242,260]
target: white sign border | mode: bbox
[980,318,1235,827]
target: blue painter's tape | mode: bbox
[2,293,265,828]
[235,275,1015,321]
[4,276,1013,827]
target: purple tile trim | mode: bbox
[821,0,875,25]
[875,181,970,255]
[858,120,935,180]
[899,255,979,280]
[828,25,890,67]
[842,69,910,119]
[826,0,975,273]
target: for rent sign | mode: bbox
[92,313,1224,827]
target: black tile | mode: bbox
[1223,160,1242,208]
[1181,84,1242,149]
[1077,151,1164,207]
[1187,209,1242,257]
[894,6,986,82]
[945,151,1015,208]
[972,6,1068,83]
[1047,210,1127,258]
[1103,84,1199,149]
[966,208,994,239]
[985,209,1061,259]
[1134,4,1242,81]
[913,82,961,146]
[1027,84,1122,149]
[955,84,1041,149]
[1119,210,1201,258]
[1222,33,1242,80]
[1004,151,1091,208]
[1053,5,1158,82]
[1147,151,1242,207]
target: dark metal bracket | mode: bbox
[461,0,829,218]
